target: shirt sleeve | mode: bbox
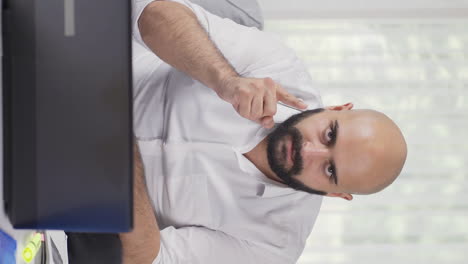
[152,226,287,264]
[131,0,154,50]
[131,0,293,75]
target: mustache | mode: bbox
[266,126,304,180]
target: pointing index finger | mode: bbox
[276,84,308,109]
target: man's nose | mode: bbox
[301,142,331,159]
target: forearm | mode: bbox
[138,0,238,94]
[119,142,160,264]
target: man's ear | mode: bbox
[326,192,353,201]
[325,102,353,111]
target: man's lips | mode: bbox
[287,137,294,166]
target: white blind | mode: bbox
[257,0,468,19]
[264,19,468,264]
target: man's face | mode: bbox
[266,106,398,198]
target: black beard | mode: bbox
[264,108,328,196]
[266,126,304,183]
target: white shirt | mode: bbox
[132,1,324,263]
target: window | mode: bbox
[265,19,468,264]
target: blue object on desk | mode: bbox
[0,229,17,264]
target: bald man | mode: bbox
[245,106,407,200]
[121,0,408,263]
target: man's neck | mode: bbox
[242,138,282,183]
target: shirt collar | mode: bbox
[233,148,297,198]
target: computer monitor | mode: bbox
[2,0,133,232]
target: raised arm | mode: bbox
[139,1,235,97]
[137,0,307,128]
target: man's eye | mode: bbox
[325,163,334,178]
[325,127,334,142]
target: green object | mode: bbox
[22,233,42,263]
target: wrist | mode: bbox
[215,74,240,103]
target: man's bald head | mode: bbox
[265,104,407,199]
[336,109,407,194]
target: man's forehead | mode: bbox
[333,117,381,189]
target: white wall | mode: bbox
[257,0,468,19]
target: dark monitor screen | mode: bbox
[2,0,133,232]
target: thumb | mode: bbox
[260,116,275,129]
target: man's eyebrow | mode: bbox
[331,120,339,185]
[331,160,339,185]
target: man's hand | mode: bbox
[217,77,308,129]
